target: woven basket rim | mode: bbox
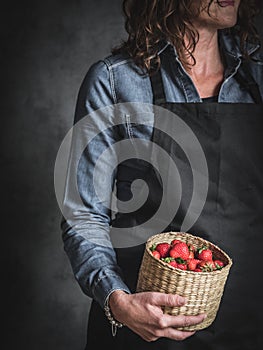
[146,231,233,275]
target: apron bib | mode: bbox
[86,72,263,349]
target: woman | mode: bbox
[61,1,263,349]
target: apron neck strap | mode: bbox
[150,69,166,105]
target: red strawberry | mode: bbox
[197,247,213,261]
[170,242,190,260]
[177,263,187,270]
[169,260,178,268]
[214,260,224,269]
[152,250,161,259]
[171,239,182,246]
[209,260,216,270]
[187,259,201,271]
[156,243,170,258]
[198,260,216,272]
[194,268,202,272]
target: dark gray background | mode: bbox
[2,1,125,349]
[1,1,262,349]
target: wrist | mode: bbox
[109,290,128,310]
[104,290,128,337]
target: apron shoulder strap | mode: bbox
[235,61,263,104]
[150,69,166,105]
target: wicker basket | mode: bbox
[136,232,233,331]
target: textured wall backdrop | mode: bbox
[1,1,262,349]
[2,1,124,349]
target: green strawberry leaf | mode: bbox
[215,263,223,270]
[163,257,174,263]
[150,244,157,252]
[197,245,207,254]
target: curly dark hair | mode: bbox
[113,0,261,73]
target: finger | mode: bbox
[149,292,186,307]
[161,313,206,329]
[161,327,196,341]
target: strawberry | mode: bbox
[177,263,187,270]
[198,260,216,272]
[171,239,182,246]
[208,260,216,270]
[188,251,195,259]
[169,260,178,268]
[156,242,170,258]
[197,246,213,261]
[170,242,190,260]
[152,250,161,259]
[194,268,202,272]
[214,260,224,269]
[187,258,201,271]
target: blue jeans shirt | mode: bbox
[61,29,263,309]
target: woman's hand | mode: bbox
[109,290,206,342]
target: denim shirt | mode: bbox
[61,29,263,309]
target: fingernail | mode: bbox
[202,314,207,319]
[178,296,186,305]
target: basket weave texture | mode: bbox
[136,232,233,331]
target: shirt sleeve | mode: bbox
[61,59,131,309]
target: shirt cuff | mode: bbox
[92,271,131,309]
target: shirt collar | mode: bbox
[219,28,260,58]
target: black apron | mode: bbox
[86,71,263,350]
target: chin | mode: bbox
[217,17,238,29]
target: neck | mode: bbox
[182,28,224,98]
[184,28,223,77]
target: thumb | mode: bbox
[150,292,186,307]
